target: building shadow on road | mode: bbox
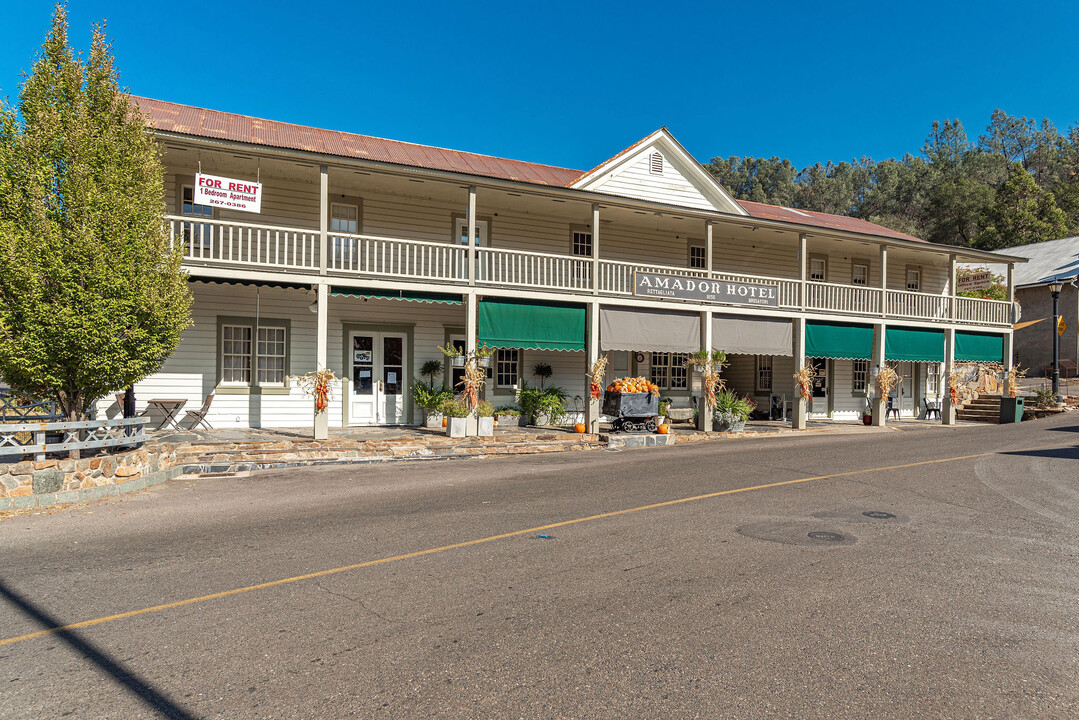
[1045,424,1079,433]
[0,579,200,720]
[1000,444,1079,460]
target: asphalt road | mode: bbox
[2,415,1078,719]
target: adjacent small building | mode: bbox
[103,97,1026,429]
[986,237,1079,377]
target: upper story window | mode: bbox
[906,266,922,291]
[571,231,592,257]
[331,203,359,234]
[689,245,707,270]
[181,185,213,249]
[851,261,869,286]
[810,256,827,282]
[182,185,214,219]
[649,152,664,175]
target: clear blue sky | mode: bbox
[3,1,1079,172]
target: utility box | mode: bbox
[999,396,1024,424]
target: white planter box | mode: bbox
[477,416,494,436]
[494,414,521,427]
[446,417,467,438]
[465,415,478,436]
[424,412,444,429]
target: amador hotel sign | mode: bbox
[634,271,779,307]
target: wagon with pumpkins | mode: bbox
[602,376,660,433]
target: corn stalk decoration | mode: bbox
[686,350,727,408]
[876,365,900,401]
[794,363,814,401]
[299,368,337,413]
[1005,364,1026,398]
[946,369,964,406]
[586,355,609,400]
[463,358,486,411]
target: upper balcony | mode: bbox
[168,215,1014,328]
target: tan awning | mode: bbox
[712,315,792,356]
[600,307,700,353]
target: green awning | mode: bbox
[955,331,1004,364]
[885,327,945,363]
[331,287,462,304]
[478,299,585,351]
[805,321,873,360]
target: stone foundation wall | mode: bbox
[0,444,180,510]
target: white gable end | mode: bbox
[572,131,747,215]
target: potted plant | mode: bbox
[517,382,566,426]
[475,343,496,369]
[438,344,465,368]
[440,397,470,437]
[713,389,753,432]
[419,359,443,389]
[494,406,522,427]
[862,401,873,426]
[533,362,553,389]
[412,381,452,428]
[657,397,672,426]
[475,400,495,436]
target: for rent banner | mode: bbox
[194,172,263,213]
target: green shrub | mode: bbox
[412,381,453,411]
[517,381,566,424]
[494,406,521,416]
[475,400,495,417]
[713,389,755,421]
[439,397,470,418]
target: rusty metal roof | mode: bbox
[134,96,582,187]
[135,96,926,242]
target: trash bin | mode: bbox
[999,396,1024,424]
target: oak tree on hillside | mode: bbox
[0,4,191,421]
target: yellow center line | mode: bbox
[0,444,1052,647]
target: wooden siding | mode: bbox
[585,149,719,211]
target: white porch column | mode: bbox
[798,233,807,310]
[949,253,958,321]
[595,201,604,293]
[793,317,808,430]
[697,310,714,432]
[871,323,887,427]
[879,244,888,317]
[314,282,329,440]
[1007,263,1015,304]
[586,301,601,433]
[319,165,328,276]
[705,220,714,279]
[467,185,477,287]
[943,327,957,425]
[465,290,477,356]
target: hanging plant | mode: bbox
[794,363,814,401]
[299,368,337,413]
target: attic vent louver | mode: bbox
[649,152,663,175]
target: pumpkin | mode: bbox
[574,423,587,433]
[441,417,447,427]
[657,424,670,434]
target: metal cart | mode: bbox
[602,392,659,433]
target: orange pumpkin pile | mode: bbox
[605,376,660,397]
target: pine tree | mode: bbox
[0,4,191,421]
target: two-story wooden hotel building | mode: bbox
[112,97,1025,432]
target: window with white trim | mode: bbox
[221,325,252,384]
[496,349,519,388]
[257,327,286,384]
[927,362,941,397]
[650,352,689,390]
[571,231,592,257]
[756,355,773,393]
[689,245,707,270]
[810,256,827,281]
[852,359,868,394]
[906,266,921,291]
[219,320,289,387]
[181,185,213,248]
[851,261,869,286]
[331,203,358,233]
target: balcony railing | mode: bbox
[169,215,1012,327]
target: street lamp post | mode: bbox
[1048,280,1064,403]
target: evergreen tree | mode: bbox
[0,4,191,421]
[973,163,1068,250]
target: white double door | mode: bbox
[349,331,407,425]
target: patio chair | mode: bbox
[922,397,941,420]
[178,393,215,430]
[886,395,900,419]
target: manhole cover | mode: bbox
[807,531,845,542]
[862,511,897,520]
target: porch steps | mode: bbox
[956,395,1036,424]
